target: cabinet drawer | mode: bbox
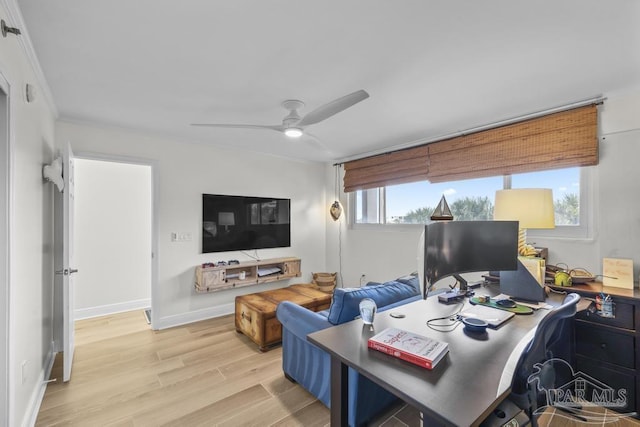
[576,323,635,369]
[576,356,636,413]
[195,268,226,291]
[576,299,635,330]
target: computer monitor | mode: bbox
[423,220,519,298]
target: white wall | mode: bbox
[534,89,640,278]
[55,121,328,329]
[0,2,58,425]
[74,159,151,318]
[327,89,640,288]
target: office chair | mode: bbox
[482,292,581,427]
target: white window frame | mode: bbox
[526,166,594,240]
[348,167,594,240]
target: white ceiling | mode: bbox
[16,1,640,163]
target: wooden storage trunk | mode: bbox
[235,284,332,351]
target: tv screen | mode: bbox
[423,220,518,297]
[202,194,291,253]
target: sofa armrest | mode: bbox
[277,301,402,426]
[276,301,333,340]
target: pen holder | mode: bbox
[596,294,615,318]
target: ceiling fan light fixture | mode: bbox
[284,127,303,138]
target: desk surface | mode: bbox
[549,281,640,300]
[308,287,563,426]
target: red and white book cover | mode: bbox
[368,327,449,370]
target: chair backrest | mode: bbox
[511,292,580,395]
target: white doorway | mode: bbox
[73,157,154,323]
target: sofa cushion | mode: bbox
[327,281,419,325]
[396,273,421,294]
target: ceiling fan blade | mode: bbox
[191,123,285,132]
[303,132,335,155]
[297,89,369,127]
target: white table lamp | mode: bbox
[218,212,235,232]
[494,188,555,256]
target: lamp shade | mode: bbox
[218,212,235,226]
[494,189,555,229]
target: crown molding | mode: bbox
[1,0,58,117]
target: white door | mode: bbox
[0,71,11,427]
[61,142,76,382]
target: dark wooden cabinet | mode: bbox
[552,284,640,415]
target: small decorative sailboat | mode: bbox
[430,195,453,221]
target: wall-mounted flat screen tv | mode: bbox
[202,194,291,253]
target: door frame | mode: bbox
[0,69,14,426]
[73,152,158,328]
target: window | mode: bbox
[350,167,592,238]
[385,176,502,223]
[514,167,592,239]
[511,168,580,226]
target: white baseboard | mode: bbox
[75,298,234,331]
[153,303,235,330]
[23,341,56,427]
[74,298,151,320]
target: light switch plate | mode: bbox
[171,232,192,242]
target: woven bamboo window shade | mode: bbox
[343,104,598,192]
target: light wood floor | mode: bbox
[35,310,417,426]
[39,310,637,427]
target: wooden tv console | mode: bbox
[194,257,301,293]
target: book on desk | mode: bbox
[368,327,449,370]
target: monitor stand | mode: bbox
[453,274,468,294]
[499,259,547,302]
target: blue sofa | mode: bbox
[276,275,421,426]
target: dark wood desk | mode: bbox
[308,288,562,426]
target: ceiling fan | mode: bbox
[191,89,369,138]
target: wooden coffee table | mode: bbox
[235,284,332,351]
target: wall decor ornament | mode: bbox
[330,201,342,221]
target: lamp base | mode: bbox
[517,228,538,257]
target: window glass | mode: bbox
[382,176,502,224]
[351,167,585,234]
[511,168,580,225]
[355,187,382,224]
